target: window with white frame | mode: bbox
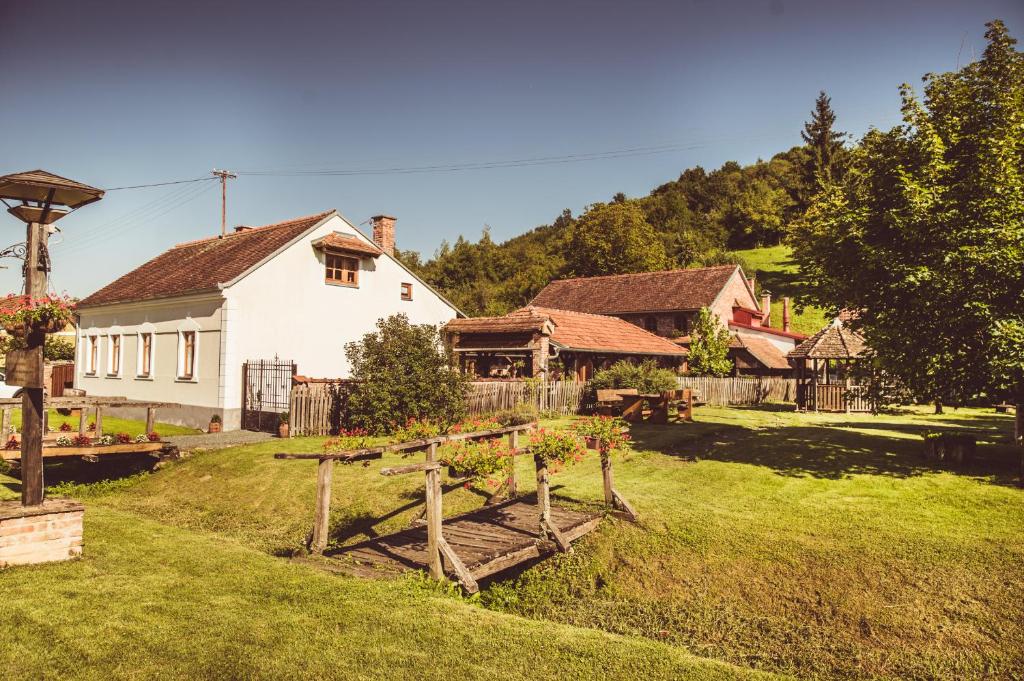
[137,332,153,378]
[178,330,197,380]
[86,335,99,375]
[107,334,123,377]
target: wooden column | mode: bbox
[145,407,156,434]
[20,220,48,506]
[311,457,333,553]
[78,407,87,436]
[601,449,614,506]
[534,452,550,527]
[506,429,519,497]
[424,442,444,579]
[682,388,694,422]
[1,408,10,443]
[94,407,103,439]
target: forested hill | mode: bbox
[397,143,821,317]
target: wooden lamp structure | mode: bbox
[0,170,103,506]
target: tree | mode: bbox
[800,91,848,190]
[0,334,76,361]
[345,314,468,434]
[790,21,1024,463]
[687,307,733,376]
[565,201,670,277]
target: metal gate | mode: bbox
[242,359,297,432]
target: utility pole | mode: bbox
[211,169,236,237]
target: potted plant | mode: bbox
[278,412,290,439]
[0,294,75,336]
[573,416,631,453]
[208,414,222,433]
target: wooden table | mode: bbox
[620,393,670,423]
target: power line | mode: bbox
[103,177,216,191]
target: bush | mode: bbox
[590,360,678,395]
[346,314,468,435]
[490,405,538,427]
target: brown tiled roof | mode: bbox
[529,306,686,356]
[444,310,551,335]
[0,169,104,208]
[530,266,740,314]
[787,319,868,359]
[78,210,335,307]
[311,232,382,257]
[731,334,792,369]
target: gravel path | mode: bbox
[165,430,275,451]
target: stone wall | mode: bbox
[0,499,84,568]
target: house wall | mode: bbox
[75,294,224,429]
[710,269,760,324]
[222,214,459,418]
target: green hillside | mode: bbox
[734,244,829,336]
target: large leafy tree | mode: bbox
[564,201,670,277]
[687,307,733,377]
[800,90,848,190]
[791,21,1024,457]
[345,314,468,434]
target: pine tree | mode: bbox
[800,91,848,189]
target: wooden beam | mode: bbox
[310,458,333,554]
[424,443,444,580]
[507,429,519,497]
[535,452,551,530]
[275,451,383,463]
[0,397,180,408]
[542,518,572,553]
[380,461,442,476]
[612,489,639,522]
[437,536,479,593]
[600,451,614,507]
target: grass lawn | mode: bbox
[9,409,199,438]
[733,245,829,335]
[1,405,1021,679]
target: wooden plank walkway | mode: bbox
[324,498,601,581]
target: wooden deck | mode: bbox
[324,498,601,582]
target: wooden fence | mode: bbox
[288,376,803,436]
[676,376,796,406]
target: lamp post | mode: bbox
[0,170,103,506]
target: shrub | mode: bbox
[88,421,96,432]
[97,435,115,446]
[72,434,91,447]
[147,431,160,442]
[345,314,468,434]
[279,411,289,425]
[392,418,442,442]
[590,360,678,395]
[441,438,513,483]
[448,417,502,434]
[115,432,132,444]
[210,414,222,424]
[490,405,538,427]
[55,435,74,447]
[4,436,18,450]
[573,416,631,453]
[59,422,72,432]
[134,434,149,443]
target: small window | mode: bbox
[644,316,658,333]
[180,331,196,380]
[108,335,121,376]
[674,314,689,334]
[401,282,413,301]
[87,335,99,374]
[138,333,153,378]
[325,253,359,287]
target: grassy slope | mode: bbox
[2,406,1021,679]
[733,245,828,335]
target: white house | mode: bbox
[75,210,461,430]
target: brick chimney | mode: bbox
[761,293,771,327]
[782,297,792,332]
[371,215,396,256]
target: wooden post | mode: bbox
[507,429,519,497]
[683,388,694,422]
[601,449,614,506]
[1,408,10,443]
[20,220,48,506]
[145,407,156,434]
[535,451,551,528]
[424,442,444,579]
[94,406,103,439]
[78,406,87,436]
[311,457,333,553]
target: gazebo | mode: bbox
[788,318,871,412]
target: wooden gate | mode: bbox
[242,359,296,432]
[49,362,75,397]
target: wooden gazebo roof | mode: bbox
[787,319,867,360]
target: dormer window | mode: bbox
[326,253,359,287]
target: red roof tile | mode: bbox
[311,232,382,257]
[78,210,335,307]
[788,319,868,359]
[731,334,792,369]
[530,266,739,314]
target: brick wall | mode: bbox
[0,499,84,568]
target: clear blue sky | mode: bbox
[1,0,1020,297]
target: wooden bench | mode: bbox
[595,388,638,416]
[994,404,1016,414]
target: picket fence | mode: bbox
[288,376,797,436]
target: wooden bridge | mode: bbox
[275,423,637,593]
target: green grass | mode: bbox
[9,409,199,438]
[733,245,829,335]
[1,406,1021,679]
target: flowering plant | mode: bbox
[448,417,502,434]
[72,434,91,447]
[5,436,18,450]
[572,416,631,453]
[97,435,115,446]
[88,421,96,432]
[529,429,587,473]
[116,432,133,444]
[323,432,372,453]
[441,438,514,483]
[147,431,160,442]
[391,418,442,442]
[55,435,74,447]
[59,422,72,432]
[0,294,75,335]
[134,434,149,443]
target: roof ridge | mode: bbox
[173,210,334,248]
[547,264,737,284]
[524,305,624,321]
